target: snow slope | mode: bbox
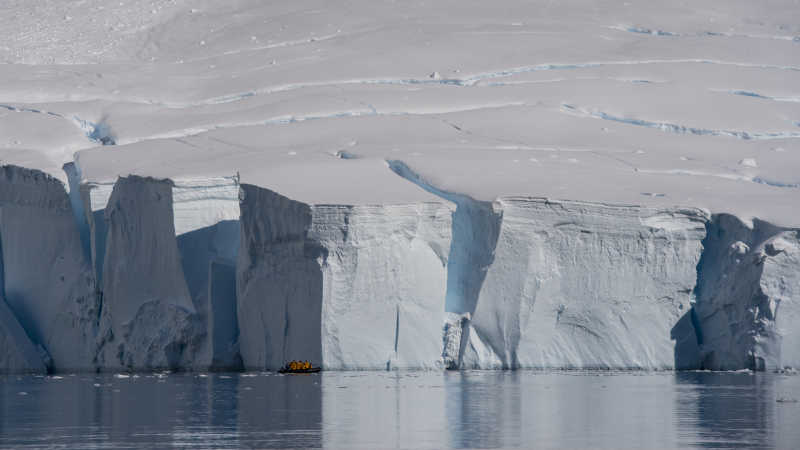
[0,0,798,371]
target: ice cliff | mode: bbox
[686,216,800,370]
[0,165,241,372]
[0,162,798,372]
[86,174,242,371]
[0,165,96,372]
[236,184,452,370]
[460,198,708,370]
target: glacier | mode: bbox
[236,184,452,370]
[1,0,799,372]
[0,165,97,372]
[0,157,798,372]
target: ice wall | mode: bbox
[0,165,97,372]
[459,198,708,369]
[86,175,241,371]
[0,162,798,373]
[0,235,46,374]
[688,215,800,370]
[94,176,202,370]
[0,295,46,374]
[237,184,451,370]
[762,232,800,369]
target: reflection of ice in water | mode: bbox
[674,372,782,448]
[322,372,448,448]
[1,372,799,448]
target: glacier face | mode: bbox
[82,174,241,371]
[94,175,201,370]
[691,216,800,370]
[762,232,800,369]
[0,165,97,372]
[461,198,708,369]
[0,163,798,372]
[1,0,799,374]
[0,166,243,372]
[236,184,452,370]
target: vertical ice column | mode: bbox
[692,215,800,370]
[0,165,98,372]
[80,174,241,370]
[237,185,323,370]
[96,175,202,370]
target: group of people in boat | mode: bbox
[286,360,312,370]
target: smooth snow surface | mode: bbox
[1,0,798,371]
[1,0,796,223]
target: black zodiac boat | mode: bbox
[279,361,321,374]
[279,367,321,374]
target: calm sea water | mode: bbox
[1,370,798,449]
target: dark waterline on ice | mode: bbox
[1,371,799,449]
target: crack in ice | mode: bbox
[0,103,115,146]
[561,103,800,140]
[635,168,800,189]
[609,25,799,43]
[711,89,800,103]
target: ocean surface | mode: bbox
[1,370,798,449]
